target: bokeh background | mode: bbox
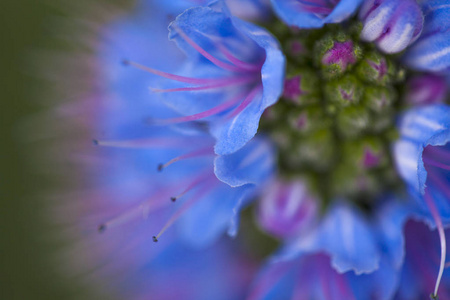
[1,1,126,299]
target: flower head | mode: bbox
[143,1,285,155]
[63,0,450,299]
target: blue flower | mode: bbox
[92,0,276,248]
[249,202,399,300]
[64,0,450,299]
[271,0,363,28]
[394,105,450,297]
[145,1,285,155]
[394,105,450,224]
[395,219,450,299]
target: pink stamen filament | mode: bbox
[151,75,256,93]
[153,178,217,242]
[225,86,262,119]
[424,191,447,298]
[424,157,450,171]
[158,147,213,171]
[216,43,263,72]
[151,92,246,125]
[171,172,212,202]
[173,26,244,73]
[123,60,229,85]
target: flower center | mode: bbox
[261,21,406,207]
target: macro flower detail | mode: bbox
[66,0,450,299]
[271,0,363,28]
[396,220,450,299]
[394,105,450,223]
[250,203,397,300]
[145,1,285,155]
[403,0,450,72]
[94,125,272,247]
[359,0,424,54]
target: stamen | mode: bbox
[173,26,244,73]
[150,75,255,93]
[157,147,213,171]
[424,192,447,299]
[149,92,245,125]
[97,194,169,233]
[170,172,211,202]
[153,179,216,242]
[424,157,450,171]
[93,137,208,149]
[122,59,226,85]
[225,86,262,120]
[216,43,263,72]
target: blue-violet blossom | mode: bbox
[64,0,450,299]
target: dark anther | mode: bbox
[98,224,107,233]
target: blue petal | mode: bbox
[157,0,271,21]
[270,0,323,28]
[178,184,252,247]
[315,203,380,274]
[214,137,275,187]
[402,0,450,71]
[374,199,418,269]
[212,18,285,155]
[420,0,450,35]
[394,105,450,195]
[165,1,285,155]
[403,31,450,72]
[349,257,399,300]
[325,0,364,24]
[276,203,380,274]
[271,0,362,29]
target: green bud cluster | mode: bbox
[261,22,405,206]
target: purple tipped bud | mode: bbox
[361,147,382,169]
[359,0,423,54]
[322,41,358,71]
[283,76,305,101]
[405,75,448,106]
[257,180,317,238]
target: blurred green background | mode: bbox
[1,1,119,299]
